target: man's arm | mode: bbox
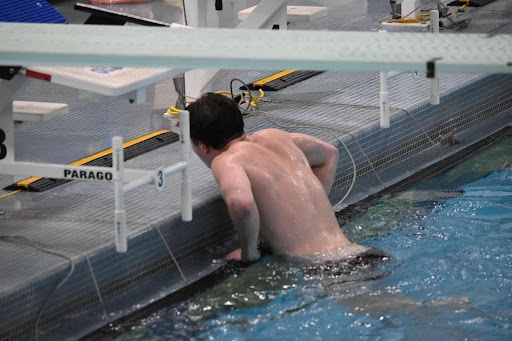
[211,157,260,262]
[290,133,339,194]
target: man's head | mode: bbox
[186,92,245,150]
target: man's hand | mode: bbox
[226,248,261,262]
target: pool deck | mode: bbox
[1,0,512,340]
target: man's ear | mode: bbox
[199,141,210,154]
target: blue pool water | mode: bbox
[107,138,512,341]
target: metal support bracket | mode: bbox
[0,66,21,80]
[426,59,437,78]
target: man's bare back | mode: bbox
[186,93,367,262]
[210,129,362,260]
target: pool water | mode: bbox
[106,137,512,341]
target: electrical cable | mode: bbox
[230,78,254,113]
[380,0,439,24]
[391,106,444,159]
[0,236,76,341]
[215,89,264,110]
[155,226,188,282]
[85,256,108,320]
[486,21,512,37]
[164,82,263,119]
[381,0,471,29]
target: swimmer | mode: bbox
[186,93,369,263]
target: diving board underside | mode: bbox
[0,23,511,74]
[1,0,512,340]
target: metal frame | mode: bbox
[0,75,192,253]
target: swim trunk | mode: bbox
[303,247,392,279]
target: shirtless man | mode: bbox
[186,93,365,262]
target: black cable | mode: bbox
[487,21,512,37]
[0,236,76,341]
[230,78,253,114]
[182,0,188,26]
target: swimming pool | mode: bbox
[96,136,512,340]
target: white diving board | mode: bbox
[0,23,511,74]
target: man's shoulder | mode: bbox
[253,128,286,136]
[211,149,245,169]
[211,153,242,179]
[252,128,290,141]
[212,152,236,166]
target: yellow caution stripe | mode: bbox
[253,70,297,87]
[0,189,22,199]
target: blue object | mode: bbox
[0,0,66,24]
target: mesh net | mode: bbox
[1,0,512,340]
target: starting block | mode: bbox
[238,5,327,27]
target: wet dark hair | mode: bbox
[186,92,245,149]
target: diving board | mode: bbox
[0,23,510,74]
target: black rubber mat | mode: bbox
[245,70,324,91]
[447,0,498,7]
